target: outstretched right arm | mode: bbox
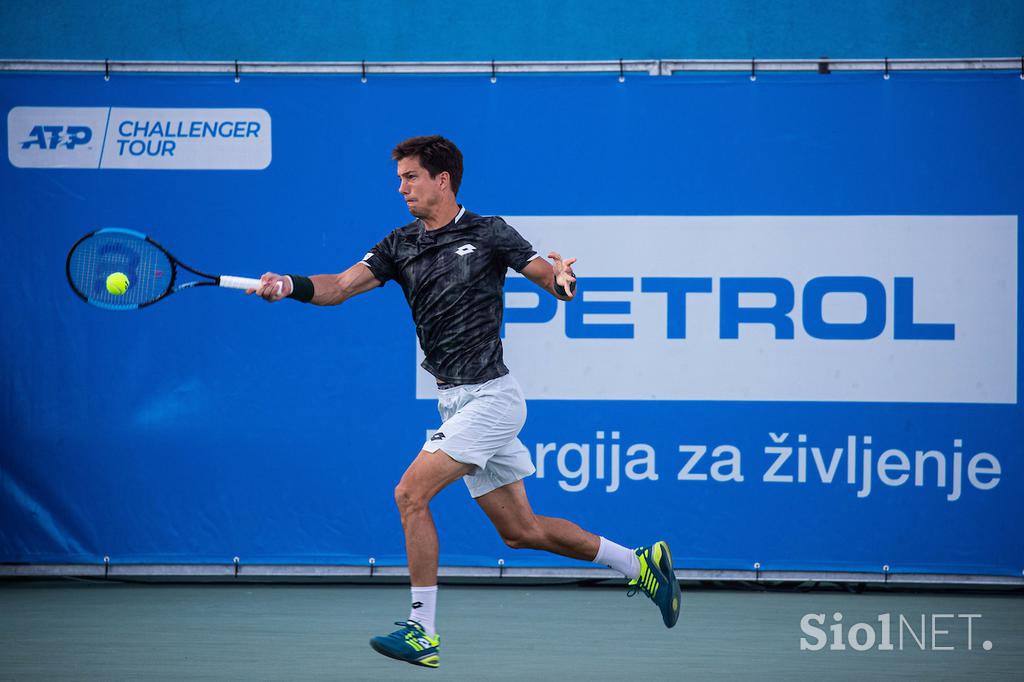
[247,262,381,306]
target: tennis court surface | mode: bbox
[2,581,1020,680]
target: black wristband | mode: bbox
[286,274,315,303]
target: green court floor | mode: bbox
[1,581,1021,680]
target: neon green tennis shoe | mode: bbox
[628,540,681,627]
[369,620,440,668]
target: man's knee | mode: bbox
[394,481,427,517]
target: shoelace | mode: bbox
[627,580,652,599]
[388,620,424,639]
[389,620,439,648]
[626,552,657,600]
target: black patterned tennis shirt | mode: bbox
[360,207,538,384]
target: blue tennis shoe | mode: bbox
[370,620,441,668]
[628,540,681,627]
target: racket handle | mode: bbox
[219,276,262,290]
[219,276,282,295]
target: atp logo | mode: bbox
[454,244,477,256]
[21,125,93,150]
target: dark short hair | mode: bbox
[391,135,464,196]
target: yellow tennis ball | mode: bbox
[106,272,130,295]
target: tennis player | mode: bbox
[252,135,679,668]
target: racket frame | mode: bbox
[65,227,256,310]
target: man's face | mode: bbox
[397,156,447,218]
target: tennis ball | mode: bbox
[106,272,130,296]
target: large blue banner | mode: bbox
[1,71,1021,575]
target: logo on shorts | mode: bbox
[454,244,476,256]
[430,432,446,441]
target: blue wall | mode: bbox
[1,0,1022,61]
[2,72,1022,574]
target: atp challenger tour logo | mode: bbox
[8,106,271,169]
[413,215,1018,404]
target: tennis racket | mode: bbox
[66,227,276,311]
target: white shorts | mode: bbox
[422,373,536,498]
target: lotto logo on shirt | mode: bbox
[8,106,272,169]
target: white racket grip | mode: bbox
[220,275,281,294]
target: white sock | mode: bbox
[594,536,640,580]
[409,585,438,637]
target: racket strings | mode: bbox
[68,232,173,308]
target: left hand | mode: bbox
[549,251,577,299]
